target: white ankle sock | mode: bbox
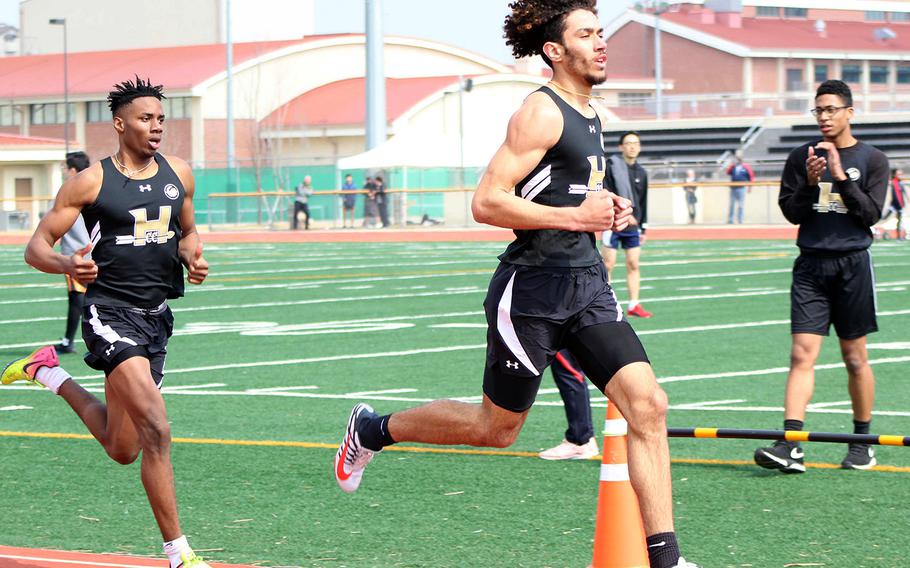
[628,300,639,310]
[34,366,71,395]
[164,535,190,568]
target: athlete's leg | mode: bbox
[625,246,642,303]
[784,333,824,421]
[602,246,617,282]
[105,356,182,541]
[57,373,142,465]
[387,395,528,449]
[840,336,874,422]
[604,361,673,535]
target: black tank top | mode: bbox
[498,86,607,267]
[82,154,185,308]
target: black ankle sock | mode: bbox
[359,414,396,451]
[784,419,804,432]
[853,419,871,435]
[646,532,680,568]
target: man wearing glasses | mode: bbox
[754,80,890,473]
[603,131,652,318]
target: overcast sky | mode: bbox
[0,0,637,63]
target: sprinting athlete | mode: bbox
[755,80,889,474]
[333,3,698,567]
[1,77,211,568]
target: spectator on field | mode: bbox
[726,154,754,224]
[363,175,380,228]
[292,174,314,230]
[683,169,698,224]
[341,174,357,228]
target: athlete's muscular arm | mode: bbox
[24,164,101,283]
[779,147,817,225]
[169,156,209,285]
[472,92,616,232]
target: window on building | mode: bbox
[866,11,887,21]
[30,102,74,125]
[0,104,20,126]
[756,6,780,17]
[891,12,910,22]
[870,65,889,83]
[618,92,648,106]
[815,64,828,83]
[842,64,862,83]
[783,8,808,18]
[898,65,910,84]
[87,101,107,122]
[162,97,191,119]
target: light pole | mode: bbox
[635,2,670,119]
[49,18,69,153]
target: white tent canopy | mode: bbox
[336,129,500,172]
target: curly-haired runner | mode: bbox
[334,4,698,567]
[1,76,212,568]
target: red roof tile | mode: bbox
[0,34,356,99]
[262,76,464,128]
[663,13,910,52]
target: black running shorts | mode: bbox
[790,249,877,340]
[482,262,650,412]
[81,303,174,387]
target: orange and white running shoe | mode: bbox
[334,403,379,493]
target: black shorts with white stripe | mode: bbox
[481,262,649,412]
[790,249,877,340]
[81,303,174,387]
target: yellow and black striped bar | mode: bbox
[667,428,910,447]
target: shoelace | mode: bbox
[180,551,207,567]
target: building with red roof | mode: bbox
[605,1,910,117]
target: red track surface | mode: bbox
[0,225,797,246]
[0,546,253,568]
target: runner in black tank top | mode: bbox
[5,77,213,567]
[499,85,606,267]
[334,5,698,567]
[83,154,186,309]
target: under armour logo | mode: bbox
[105,344,115,357]
[589,125,596,134]
[139,184,152,192]
[505,360,520,370]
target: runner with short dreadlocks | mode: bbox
[2,76,211,568]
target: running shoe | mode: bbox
[627,304,653,318]
[841,443,876,470]
[753,441,806,473]
[1,345,59,385]
[539,437,599,460]
[179,551,211,568]
[334,403,379,493]
[676,558,701,567]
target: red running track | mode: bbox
[0,546,254,568]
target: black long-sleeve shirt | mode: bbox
[605,159,648,230]
[779,140,889,254]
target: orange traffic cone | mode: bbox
[589,399,649,568]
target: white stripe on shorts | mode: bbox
[496,271,539,375]
[88,304,138,347]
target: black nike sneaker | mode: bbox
[754,441,806,473]
[841,443,876,470]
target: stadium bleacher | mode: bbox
[768,122,910,158]
[602,126,750,162]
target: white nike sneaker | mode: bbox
[334,403,379,493]
[676,557,700,567]
[538,437,599,460]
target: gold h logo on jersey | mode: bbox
[115,206,176,246]
[586,155,606,191]
[813,182,848,214]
